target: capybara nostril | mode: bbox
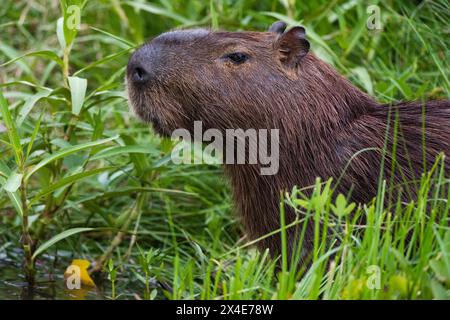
[127,44,161,85]
[132,66,149,84]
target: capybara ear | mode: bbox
[275,26,310,68]
[268,21,287,34]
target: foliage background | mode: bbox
[0,0,449,299]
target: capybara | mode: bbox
[126,21,450,261]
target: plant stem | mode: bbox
[20,177,34,285]
[111,280,116,299]
[145,272,150,300]
[62,45,71,86]
[91,193,146,273]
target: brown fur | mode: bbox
[126,24,450,260]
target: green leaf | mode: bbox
[29,167,113,206]
[25,135,118,181]
[124,1,192,24]
[108,258,114,271]
[73,48,133,76]
[0,161,23,216]
[121,135,149,175]
[430,279,449,300]
[429,259,449,282]
[62,1,84,48]
[351,67,373,96]
[0,42,33,76]
[0,50,63,69]
[26,110,45,160]
[0,91,23,165]
[331,193,355,217]
[0,80,51,91]
[294,199,310,209]
[90,145,156,160]
[17,90,52,126]
[344,15,367,56]
[210,0,219,30]
[89,26,135,48]
[4,172,23,192]
[68,76,87,116]
[56,17,66,49]
[32,227,94,261]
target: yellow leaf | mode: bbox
[342,278,366,299]
[388,275,408,295]
[64,259,96,287]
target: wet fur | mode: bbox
[127,27,450,260]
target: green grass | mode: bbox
[0,0,449,299]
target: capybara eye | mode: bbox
[224,52,249,64]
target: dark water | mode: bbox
[0,260,102,299]
[0,253,145,300]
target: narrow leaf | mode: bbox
[68,76,88,116]
[89,26,135,48]
[0,50,63,68]
[90,145,156,160]
[17,90,52,126]
[352,67,373,95]
[0,91,23,164]
[124,1,192,24]
[32,227,95,261]
[56,17,66,49]
[0,161,23,216]
[26,110,45,159]
[25,135,118,181]
[29,167,113,205]
[4,172,23,192]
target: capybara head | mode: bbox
[126,22,317,136]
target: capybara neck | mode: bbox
[225,55,380,255]
[297,54,378,131]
